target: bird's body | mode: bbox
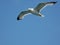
[17,1,57,20]
[28,8,42,16]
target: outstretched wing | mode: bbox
[17,10,30,20]
[34,1,57,12]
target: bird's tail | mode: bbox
[38,13,44,17]
[41,15,44,17]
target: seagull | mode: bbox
[17,1,57,20]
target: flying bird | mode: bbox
[17,1,57,20]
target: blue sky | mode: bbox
[0,0,60,45]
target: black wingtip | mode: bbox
[17,17,20,20]
[52,1,57,4]
[17,17,22,20]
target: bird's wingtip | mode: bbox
[17,17,19,20]
[52,1,57,4]
[17,17,22,20]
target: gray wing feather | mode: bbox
[17,10,30,20]
[34,3,46,12]
[34,1,57,12]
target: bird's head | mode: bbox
[28,8,34,11]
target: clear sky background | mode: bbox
[0,0,60,45]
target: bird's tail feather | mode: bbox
[41,15,44,17]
